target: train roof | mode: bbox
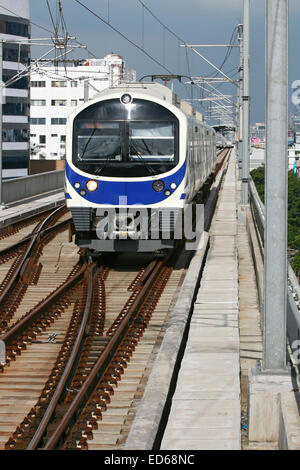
[92,82,205,124]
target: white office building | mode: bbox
[30,54,136,160]
[0,0,30,177]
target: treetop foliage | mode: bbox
[250,165,300,275]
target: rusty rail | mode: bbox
[0,207,71,305]
[26,262,96,450]
[1,263,87,348]
[43,260,163,450]
[0,205,65,241]
[212,148,231,184]
[0,217,72,261]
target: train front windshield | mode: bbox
[73,99,179,177]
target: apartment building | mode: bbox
[30,54,136,160]
[0,0,30,177]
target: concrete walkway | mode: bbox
[161,152,241,450]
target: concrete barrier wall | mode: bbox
[3,170,64,204]
[279,391,300,449]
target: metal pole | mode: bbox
[263,0,288,371]
[242,0,250,203]
[0,40,4,209]
[238,24,244,179]
[84,79,89,102]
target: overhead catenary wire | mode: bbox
[205,25,239,79]
[46,0,57,34]
[0,1,98,59]
[135,1,239,112]
[136,0,186,45]
[33,67,101,94]
[0,2,54,35]
[4,46,78,88]
[0,0,99,90]
[0,0,240,125]
[137,0,239,80]
[72,0,174,75]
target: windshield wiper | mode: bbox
[94,149,121,175]
[79,128,96,160]
[130,141,156,176]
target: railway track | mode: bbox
[0,150,230,450]
[0,206,76,334]
[0,208,66,287]
[0,250,187,450]
[0,206,64,245]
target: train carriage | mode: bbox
[65,82,217,252]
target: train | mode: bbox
[65,82,218,252]
[216,133,228,149]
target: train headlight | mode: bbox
[79,189,86,196]
[86,179,98,192]
[120,93,132,105]
[170,182,177,190]
[164,189,171,197]
[152,180,165,192]
[74,182,81,189]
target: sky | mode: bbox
[27,0,300,126]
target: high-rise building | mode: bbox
[30,54,136,160]
[0,0,30,178]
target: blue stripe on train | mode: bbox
[66,162,186,205]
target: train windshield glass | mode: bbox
[77,122,121,161]
[129,122,174,162]
[73,98,179,177]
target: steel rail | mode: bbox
[213,148,231,181]
[43,260,163,450]
[0,217,72,261]
[0,263,87,347]
[0,205,65,240]
[138,260,158,286]
[0,208,71,305]
[26,262,96,450]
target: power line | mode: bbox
[0,0,239,121]
[137,0,185,45]
[0,2,53,35]
[71,0,204,100]
[72,0,173,74]
[137,1,239,81]
[46,0,57,33]
[33,66,101,94]
[0,1,98,60]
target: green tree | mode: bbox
[292,251,300,276]
[250,165,265,203]
[251,166,300,249]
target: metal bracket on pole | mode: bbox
[181,45,239,87]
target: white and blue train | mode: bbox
[216,133,228,149]
[65,82,217,252]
